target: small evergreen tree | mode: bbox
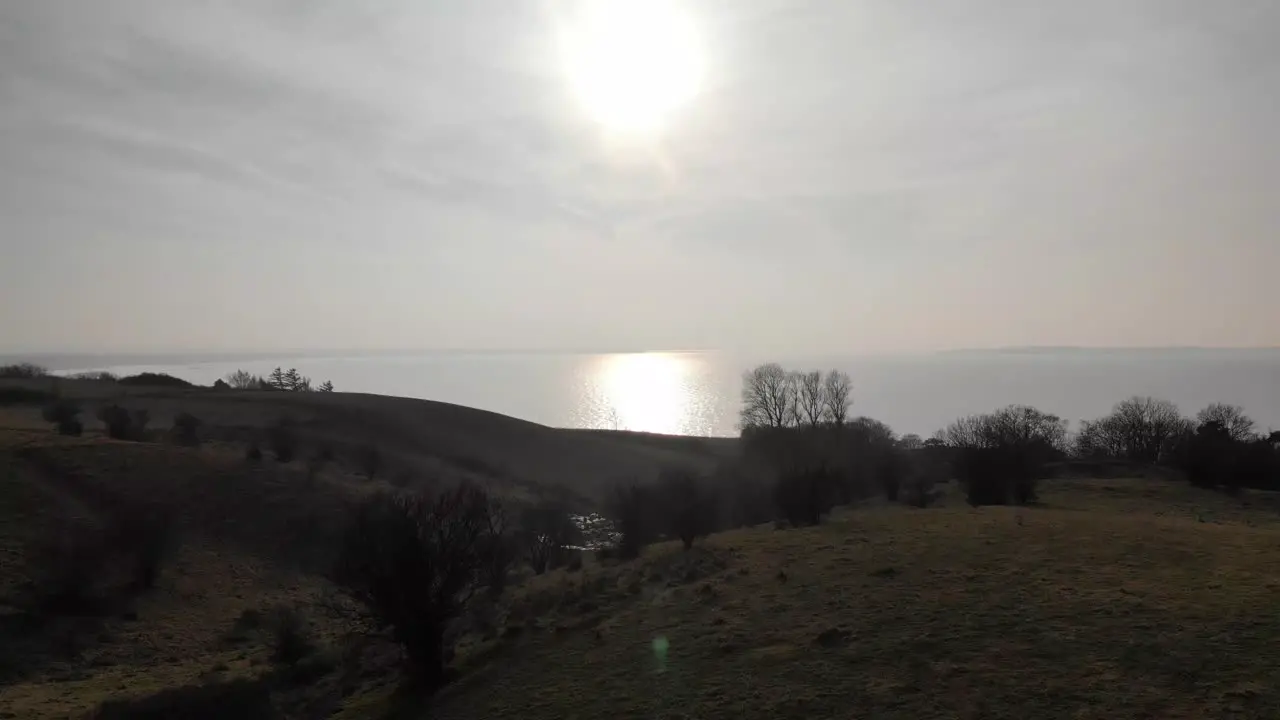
[268,367,287,391]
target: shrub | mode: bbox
[902,475,939,508]
[42,399,83,436]
[0,362,48,378]
[655,467,717,550]
[520,502,580,574]
[268,418,297,463]
[24,503,172,614]
[110,502,174,591]
[117,372,194,388]
[357,444,381,480]
[268,607,315,665]
[98,404,150,441]
[773,466,840,527]
[609,483,657,560]
[26,520,112,614]
[943,406,1065,506]
[305,444,333,482]
[478,500,516,598]
[333,484,497,692]
[172,412,202,446]
[65,370,119,382]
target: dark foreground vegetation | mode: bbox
[2,359,1280,718]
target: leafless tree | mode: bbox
[796,371,825,427]
[478,498,516,597]
[822,369,852,426]
[1102,396,1188,463]
[739,363,791,429]
[224,369,259,389]
[333,484,496,691]
[942,405,1067,505]
[1195,403,1256,443]
[784,371,803,427]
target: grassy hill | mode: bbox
[0,377,738,504]
[416,479,1280,720]
[3,386,1280,718]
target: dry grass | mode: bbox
[0,377,734,502]
[0,429,362,718]
[5,406,1280,719]
[419,480,1280,720]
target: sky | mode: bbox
[2,0,1278,355]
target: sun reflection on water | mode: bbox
[588,353,712,435]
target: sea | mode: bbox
[23,348,1280,438]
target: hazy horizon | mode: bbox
[8,343,1280,370]
[3,1,1278,355]
[8,347,1279,438]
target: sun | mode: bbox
[558,0,704,133]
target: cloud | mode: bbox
[1,0,1278,353]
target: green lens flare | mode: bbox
[652,635,669,669]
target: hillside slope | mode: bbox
[5,393,1280,719]
[414,479,1280,720]
[0,430,366,718]
[0,378,739,503]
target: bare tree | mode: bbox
[784,371,803,427]
[333,484,495,691]
[224,369,259,389]
[822,370,852,426]
[478,498,516,598]
[739,363,792,429]
[1104,396,1188,463]
[942,405,1066,505]
[1195,403,1256,443]
[796,371,825,427]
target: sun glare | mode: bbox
[595,353,694,434]
[558,0,704,133]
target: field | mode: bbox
[422,480,1280,720]
[3,384,1280,718]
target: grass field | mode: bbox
[418,480,1280,720]
[3,393,1280,718]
